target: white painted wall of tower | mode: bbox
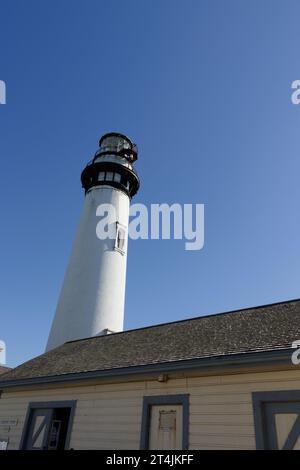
[46,185,130,351]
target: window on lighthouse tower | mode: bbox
[115,223,126,254]
[114,173,121,183]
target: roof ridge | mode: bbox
[2,297,300,385]
[65,296,300,346]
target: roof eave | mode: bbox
[0,348,295,390]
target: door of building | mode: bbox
[22,406,72,450]
[263,402,300,450]
[23,408,53,450]
[148,405,183,450]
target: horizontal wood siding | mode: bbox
[1,368,300,449]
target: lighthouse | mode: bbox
[46,133,140,352]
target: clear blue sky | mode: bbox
[1,0,300,367]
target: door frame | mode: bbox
[19,400,76,450]
[252,390,300,449]
[140,394,189,450]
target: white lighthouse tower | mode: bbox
[46,133,140,351]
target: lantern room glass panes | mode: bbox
[98,172,105,181]
[106,172,113,181]
[114,173,121,183]
[101,135,131,154]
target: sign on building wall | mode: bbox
[0,440,8,450]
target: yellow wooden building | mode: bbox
[0,299,300,450]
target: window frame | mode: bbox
[114,222,126,255]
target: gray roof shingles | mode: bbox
[1,299,300,383]
[0,366,10,375]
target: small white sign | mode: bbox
[0,419,17,427]
[0,441,8,450]
[0,341,6,365]
[0,81,6,105]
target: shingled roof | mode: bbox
[0,366,10,375]
[0,299,299,387]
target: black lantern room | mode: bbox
[81,133,140,198]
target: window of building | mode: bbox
[114,223,126,254]
[114,173,121,183]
